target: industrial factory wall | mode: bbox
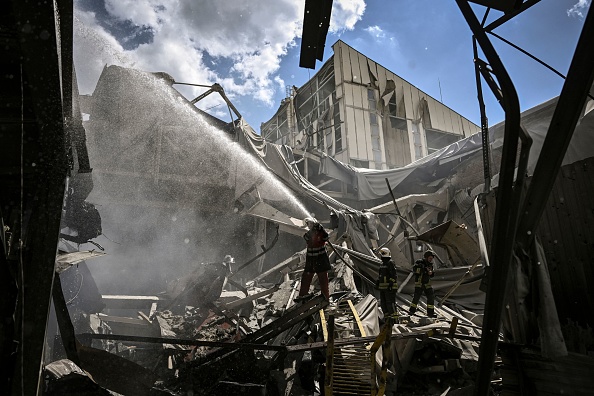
[333,40,479,170]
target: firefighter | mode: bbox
[376,247,398,322]
[295,217,331,301]
[409,250,436,317]
[222,254,234,274]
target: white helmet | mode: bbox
[223,255,235,264]
[304,217,316,228]
[379,247,391,258]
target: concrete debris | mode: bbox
[44,249,487,395]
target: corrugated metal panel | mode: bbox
[537,157,594,327]
[402,81,415,120]
[367,58,378,85]
[345,105,359,158]
[344,83,355,106]
[348,46,362,84]
[429,96,446,131]
[443,103,455,133]
[376,62,388,96]
[361,109,372,161]
[499,344,594,396]
[334,44,343,89]
[358,52,371,85]
[395,76,405,117]
[427,96,439,130]
[341,43,353,83]
[452,113,463,136]
[352,84,364,109]
[406,120,416,161]
[410,85,421,121]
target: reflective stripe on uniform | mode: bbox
[306,246,326,256]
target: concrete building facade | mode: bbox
[262,40,479,172]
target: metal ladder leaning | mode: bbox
[321,301,392,396]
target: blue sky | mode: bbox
[74,0,591,131]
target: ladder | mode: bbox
[322,304,392,396]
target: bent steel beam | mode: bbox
[456,1,525,395]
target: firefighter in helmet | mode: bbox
[409,250,436,317]
[295,217,331,301]
[376,247,398,322]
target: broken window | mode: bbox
[368,88,376,110]
[350,158,369,168]
[388,94,397,117]
[426,128,460,154]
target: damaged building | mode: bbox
[261,40,480,207]
[1,1,594,396]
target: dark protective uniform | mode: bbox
[376,256,398,320]
[409,258,435,317]
[298,223,331,300]
[303,224,331,273]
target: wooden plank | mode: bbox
[223,284,280,310]
[320,309,328,342]
[347,300,366,337]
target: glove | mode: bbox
[388,278,396,291]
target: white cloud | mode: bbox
[363,24,399,50]
[330,0,366,32]
[74,0,366,108]
[365,25,386,39]
[567,0,591,18]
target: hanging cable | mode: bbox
[488,30,594,101]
